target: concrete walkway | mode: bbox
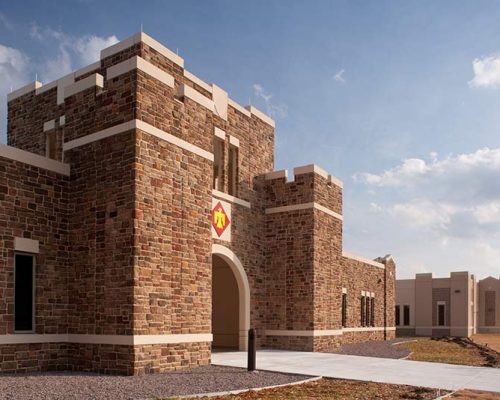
[212,350,500,392]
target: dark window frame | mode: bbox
[395,305,400,326]
[403,305,410,326]
[227,144,238,196]
[370,297,375,327]
[341,292,347,327]
[360,295,365,327]
[437,302,446,326]
[14,253,35,333]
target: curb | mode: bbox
[177,375,322,398]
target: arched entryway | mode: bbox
[212,244,250,351]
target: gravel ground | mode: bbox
[334,337,416,359]
[0,365,311,400]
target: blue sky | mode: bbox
[1,0,500,279]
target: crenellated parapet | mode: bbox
[263,164,343,220]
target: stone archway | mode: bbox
[212,244,250,351]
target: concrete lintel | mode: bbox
[14,237,39,254]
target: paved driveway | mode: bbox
[212,350,500,392]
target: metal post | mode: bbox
[247,328,256,371]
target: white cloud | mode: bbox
[0,23,119,142]
[252,83,287,118]
[469,56,500,88]
[74,35,119,65]
[334,69,345,83]
[29,25,118,82]
[0,44,30,142]
[351,148,500,278]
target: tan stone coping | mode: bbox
[63,73,104,99]
[7,81,42,102]
[266,202,343,221]
[245,105,276,128]
[74,61,101,78]
[184,70,213,93]
[0,333,212,345]
[212,190,251,208]
[100,32,184,68]
[107,55,174,88]
[265,170,288,180]
[343,251,385,269]
[0,144,70,176]
[63,119,214,162]
[294,164,343,188]
[228,98,251,117]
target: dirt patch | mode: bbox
[455,337,500,368]
[473,334,500,355]
[198,377,447,399]
[451,389,500,399]
[395,337,486,366]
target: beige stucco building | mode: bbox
[396,272,500,337]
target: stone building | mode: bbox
[396,272,500,337]
[0,32,396,375]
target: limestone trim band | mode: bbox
[409,326,475,330]
[343,251,385,269]
[342,327,396,332]
[63,119,214,162]
[265,329,343,337]
[265,327,396,337]
[212,190,251,209]
[107,56,175,88]
[0,333,213,345]
[0,144,70,176]
[265,202,343,221]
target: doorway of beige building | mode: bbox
[211,244,250,351]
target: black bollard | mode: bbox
[247,328,256,371]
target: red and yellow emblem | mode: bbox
[212,201,230,237]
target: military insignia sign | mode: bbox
[211,199,231,241]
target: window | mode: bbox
[46,131,57,160]
[341,292,347,327]
[360,295,365,326]
[365,295,370,327]
[403,305,410,326]
[437,302,446,326]
[370,297,375,327]
[14,254,35,332]
[228,145,238,196]
[395,305,400,326]
[213,138,224,191]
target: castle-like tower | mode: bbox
[0,32,395,375]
